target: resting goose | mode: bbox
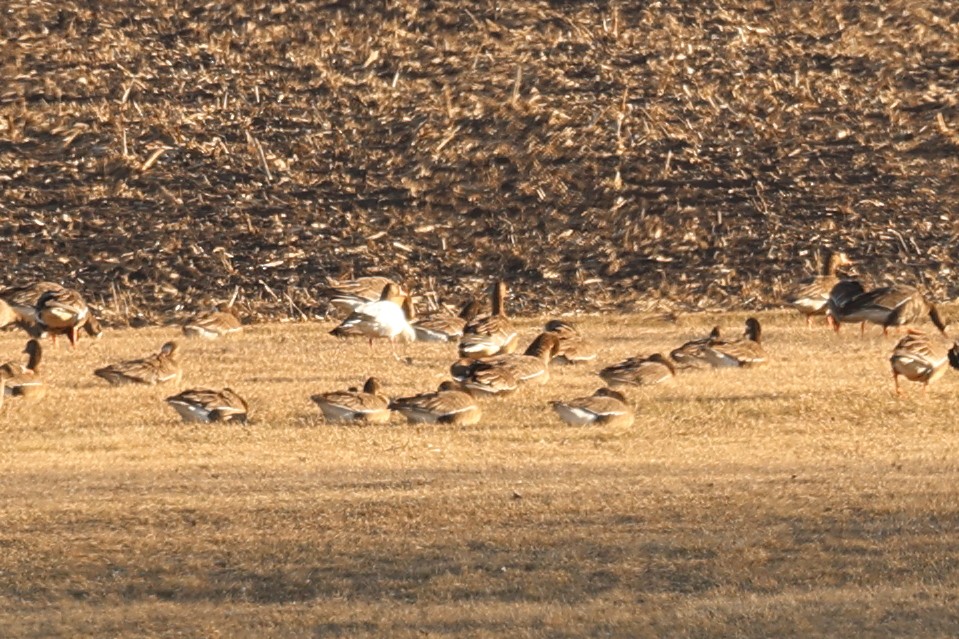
[413,299,482,343]
[599,352,676,387]
[701,318,767,367]
[324,276,404,313]
[182,303,242,339]
[330,283,415,352]
[889,330,959,396]
[785,251,853,326]
[544,320,598,364]
[94,341,182,386]
[390,381,482,425]
[451,332,561,392]
[0,298,21,329]
[828,282,947,336]
[669,326,721,369]
[552,388,634,427]
[311,377,391,424]
[1,281,63,324]
[1,340,45,400]
[165,388,249,423]
[458,281,518,359]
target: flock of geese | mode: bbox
[0,252,955,424]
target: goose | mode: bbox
[35,286,92,348]
[451,332,560,392]
[0,298,21,328]
[1,281,63,324]
[701,318,767,367]
[182,303,242,339]
[552,388,634,427]
[544,320,598,364]
[94,341,182,386]
[323,276,404,313]
[311,377,391,424]
[413,299,482,343]
[889,330,958,396]
[669,326,721,369]
[599,352,676,387]
[458,281,518,359]
[165,388,249,423]
[785,251,853,326]
[1,340,45,400]
[390,381,482,425]
[828,282,947,336]
[330,283,415,353]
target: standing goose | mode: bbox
[413,299,482,343]
[669,326,721,369]
[311,377,391,424]
[1,340,45,400]
[330,283,416,353]
[390,381,482,425]
[552,388,634,427]
[94,341,182,386]
[701,318,767,367]
[828,283,946,336]
[457,281,518,359]
[599,353,676,387]
[451,332,561,391]
[544,320,598,365]
[35,286,92,348]
[323,276,404,313]
[165,388,249,423]
[889,330,958,396]
[785,251,853,326]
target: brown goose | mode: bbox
[94,341,182,386]
[311,377,391,424]
[165,388,249,423]
[544,320,598,365]
[828,282,946,337]
[413,299,482,343]
[0,298,21,329]
[182,303,242,339]
[458,281,518,359]
[669,326,721,369]
[785,251,853,326]
[599,353,676,387]
[889,330,958,396]
[390,381,482,425]
[36,286,92,348]
[323,276,404,313]
[1,281,63,324]
[552,387,634,427]
[1,340,45,400]
[701,318,767,367]
[452,332,560,392]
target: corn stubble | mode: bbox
[2,312,959,637]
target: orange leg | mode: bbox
[893,372,901,396]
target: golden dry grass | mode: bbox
[2,312,959,638]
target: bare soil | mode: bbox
[2,1,958,321]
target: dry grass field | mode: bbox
[2,312,959,637]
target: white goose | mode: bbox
[329,283,416,353]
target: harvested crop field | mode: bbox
[2,1,958,322]
[2,313,959,637]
